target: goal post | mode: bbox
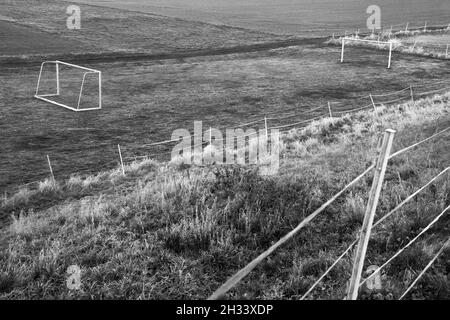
[340,37,393,69]
[35,60,102,111]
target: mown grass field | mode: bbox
[2,0,450,194]
[0,92,449,299]
[2,42,450,192]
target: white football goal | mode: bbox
[35,61,102,111]
[340,37,393,69]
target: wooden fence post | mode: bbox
[117,144,125,175]
[341,38,345,63]
[388,42,393,69]
[369,94,377,111]
[46,155,55,184]
[346,129,396,300]
[424,21,427,32]
[410,86,414,103]
[327,102,333,119]
[264,117,269,141]
[405,22,409,33]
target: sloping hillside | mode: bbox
[1,92,449,299]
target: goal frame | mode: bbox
[340,37,393,69]
[35,60,102,111]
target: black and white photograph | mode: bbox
[0,0,449,308]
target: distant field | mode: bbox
[0,0,286,58]
[2,42,450,192]
[0,21,86,56]
[71,0,450,36]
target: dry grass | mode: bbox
[0,91,449,299]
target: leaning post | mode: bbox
[346,129,396,300]
[369,94,377,111]
[118,144,125,176]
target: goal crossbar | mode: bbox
[340,37,393,69]
[35,60,102,112]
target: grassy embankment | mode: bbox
[0,90,449,299]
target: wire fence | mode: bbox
[208,127,450,300]
[333,21,450,41]
[4,77,450,198]
[331,21,450,60]
[399,237,450,300]
[299,166,450,300]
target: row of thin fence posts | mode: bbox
[42,145,125,189]
[9,80,448,195]
[336,21,450,39]
[333,22,450,60]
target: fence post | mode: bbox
[56,62,60,96]
[424,21,427,32]
[405,22,409,33]
[117,144,125,175]
[369,94,377,111]
[264,117,269,141]
[46,155,55,185]
[346,129,396,300]
[327,102,333,119]
[388,42,393,69]
[341,38,345,63]
[209,127,213,145]
[410,86,414,103]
